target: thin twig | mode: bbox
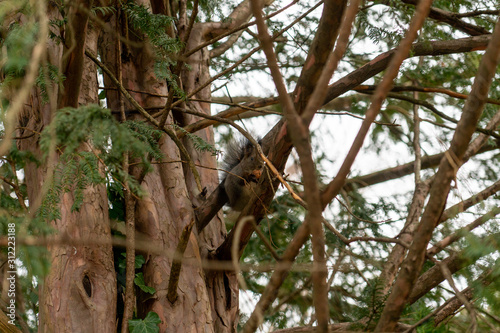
[440,179,500,223]
[183,0,302,58]
[301,0,361,125]
[413,57,423,184]
[322,219,349,244]
[250,0,337,331]
[428,206,500,256]
[0,170,27,210]
[169,1,324,112]
[116,5,136,331]
[358,90,500,140]
[377,11,500,332]
[249,219,281,261]
[321,0,433,213]
[355,84,500,106]
[432,257,478,333]
[336,198,392,224]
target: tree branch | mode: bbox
[357,90,500,140]
[408,231,500,306]
[292,0,347,115]
[428,206,500,256]
[355,84,500,106]
[405,269,494,332]
[323,34,492,107]
[186,0,299,59]
[342,144,498,193]
[400,0,490,36]
[58,0,90,108]
[250,0,344,330]
[440,178,500,223]
[181,35,493,137]
[376,15,500,330]
[167,218,195,303]
[321,0,432,216]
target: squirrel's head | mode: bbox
[238,140,264,180]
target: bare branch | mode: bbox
[440,179,500,223]
[377,14,500,331]
[428,207,500,256]
[301,0,360,126]
[400,0,490,36]
[321,0,432,214]
[242,221,311,333]
[342,144,498,193]
[181,35,493,137]
[323,34,492,106]
[379,180,431,297]
[355,84,500,106]
[405,270,494,332]
[357,90,500,140]
[433,258,478,331]
[186,0,299,58]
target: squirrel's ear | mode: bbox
[242,141,254,155]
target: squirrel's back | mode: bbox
[221,137,264,211]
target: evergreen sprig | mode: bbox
[35,64,65,104]
[38,104,162,219]
[174,124,220,156]
[123,2,185,98]
[1,21,38,79]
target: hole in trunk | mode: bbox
[82,273,92,298]
[223,272,231,310]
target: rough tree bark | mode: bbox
[96,1,247,331]
[16,2,118,332]
[15,0,276,332]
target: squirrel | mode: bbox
[221,137,264,211]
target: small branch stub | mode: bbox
[167,218,196,303]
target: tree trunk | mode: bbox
[16,4,118,332]
[97,5,237,333]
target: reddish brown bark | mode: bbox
[0,310,21,333]
[57,0,91,108]
[15,5,118,332]
[293,0,347,113]
[343,144,497,192]
[379,180,431,296]
[180,30,492,142]
[99,14,220,333]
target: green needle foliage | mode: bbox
[38,105,162,219]
[123,2,184,97]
